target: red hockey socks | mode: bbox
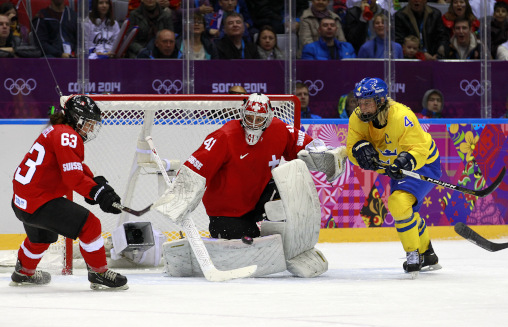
[79,213,108,273]
[17,238,51,275]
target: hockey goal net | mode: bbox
[56,94,300,273]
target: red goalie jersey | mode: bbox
[12,124,97,213]
[183,117,313,217]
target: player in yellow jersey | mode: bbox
[346,77,442,277]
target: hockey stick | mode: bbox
[112,202,152,217]
[376,161,506,198]
[145,136,257,282]
[454,222,508,252]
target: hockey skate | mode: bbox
[88,267,128,291]
[403,242,442,273]
[421,241,442,271]
[403,249,422,279]
[10,260,51,286]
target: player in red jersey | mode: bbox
[153,93,348,278]
[155,93,347,239]
[11,95,128,290]
[185,93,314,238]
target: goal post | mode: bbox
[59,94,300,273]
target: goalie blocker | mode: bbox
[297,139,347,183]
[162,159,328,278]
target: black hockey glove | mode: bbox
[84,197,96,205]
[93,175,109,185]
[352,140,379,171]
[89,180,121,214]
[84,176,109,205]
[386,152,416,180]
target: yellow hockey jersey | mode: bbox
[346,99,439,172]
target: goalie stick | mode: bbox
[112,202,152,217]
[454,222,508,252]
[376,161,506,198]
[145,136,257,282]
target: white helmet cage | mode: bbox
[240,93,274,145]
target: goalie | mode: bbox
[152,93,347,278]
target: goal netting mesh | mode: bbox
[45,94,299,273]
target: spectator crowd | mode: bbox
[0,0,507,120]
[0,0,507,60]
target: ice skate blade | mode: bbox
[90,283,129,291]
[410,271,419,279]
[422,263,442,271]
[9,281,48,287]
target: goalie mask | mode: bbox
[354,77,388,122]
[240,93,274,145]
[63,95,102,143]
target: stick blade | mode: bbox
[476,167,506,197]
[131,204,152,216]
[454,222,508,252]
[113,203,152,217]
[204,265,258,282]
[454,222,491,251]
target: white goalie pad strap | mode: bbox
[162,234,287,278]
[298,146,347,183]
[286,247,328,278]
[264,199,287,222]
[152,165,206,224]
[261,159,321,260]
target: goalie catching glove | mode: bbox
[297,139,347,183]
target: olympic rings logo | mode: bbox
[460,79,484,96]
[298,79,324,96]
[152,79,183,94]
[4,78,37,95]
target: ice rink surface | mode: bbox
[1,239,507,327]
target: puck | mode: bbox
[241,236,253,245]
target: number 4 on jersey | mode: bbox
[404,116,414,127]
[203,137,216,151]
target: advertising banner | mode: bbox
[1,59,507,118]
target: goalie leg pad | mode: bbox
[162,239,194,277]
[261,159,321,260]
[286,247,328,278]
[260,160,329,278]
[162,234,287,278]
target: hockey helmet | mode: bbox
[353,77,388,122]
[63,95,102,143]
[240,93,274,145]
